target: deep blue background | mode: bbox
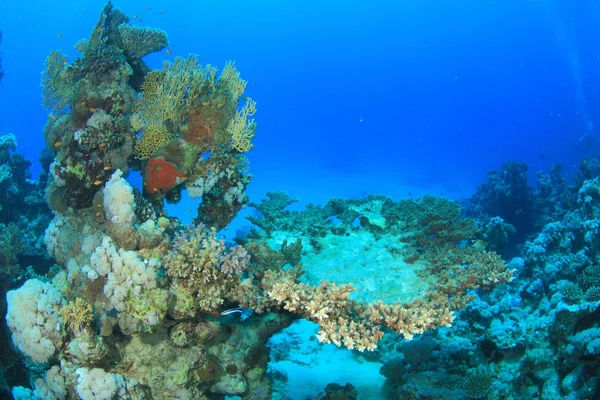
[1,0,599,206]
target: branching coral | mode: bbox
[234,266,456,350]
[164,223,250,317]
[227,98,257,153]
[262,268,384,351]
[59,298,94,332]
[218,60,248,100]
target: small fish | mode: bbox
[89,107,96,112]
[93,180,103,185]
[220,307,254,321]
[166,48,172,55]
[83,8,87,13]
[138,18,144,22]
[63,61,69,66]
[187,209,191,212]
[132,14,138,19]
[54,141,62,147]
[57,33,63,38]
[103,165,112,170]
[146,6,152,10]
[159,10,167,15]
[471,239,488,250]
[540,153,546,160]
[217,103,225,108]
[201,101,210,106]
[99,143,106,148]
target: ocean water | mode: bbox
[0,0,599,399]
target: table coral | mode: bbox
[236,194,514,351]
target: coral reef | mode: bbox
[0,134,52,281]
[369,161,600,399]
[469,161,536,245]
[467,160,585,256]
[5,3,274,398]
[8,1,600,399]
[3,2,512,390]
[0,134,54,397]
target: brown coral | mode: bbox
[59,298,94,332]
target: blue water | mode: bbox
[2,0,598,201]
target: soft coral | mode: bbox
[143,156,185,194]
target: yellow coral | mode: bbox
[135,123,172,159]
[140,70,163,102]
[59,298,93,331]
[218,60,247,102]
[133,55,217,159]
[227,98,257,153]
[133,55,257,157]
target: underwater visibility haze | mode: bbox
[0,0,600,399]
